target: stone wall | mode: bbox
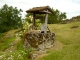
[23,30,55,51]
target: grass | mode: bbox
[0,29,32,60]
[0,33,4,39]
[0,22,80,60]
[39,21,80,60]
[0,37,16,51]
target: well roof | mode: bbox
[26,6,53,14]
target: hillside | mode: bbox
[0,21,80,60]
[0,29,31,60]
[38,21,80,60]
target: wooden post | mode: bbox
[33,13,35,29]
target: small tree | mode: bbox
[48,9,67,24]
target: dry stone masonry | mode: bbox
[23,30,55,51]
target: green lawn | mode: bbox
[39,21,80,60]
[0,21,80,60]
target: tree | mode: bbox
[0,4,23,33]
[48,9,67,24]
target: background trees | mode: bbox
[48,9,67,24]
[0,4,67,33]
[0,4,23,33]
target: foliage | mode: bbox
[0,33,4,39]
[0,4,23,33]
[25,13,33,24]
[24,15,41,30]
[48,9,67,24]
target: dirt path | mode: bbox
[35,40,63,60]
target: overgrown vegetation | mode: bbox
[0,29,32,60]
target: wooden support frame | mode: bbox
[33,13,35,26]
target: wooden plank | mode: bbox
[33,13,35,29]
